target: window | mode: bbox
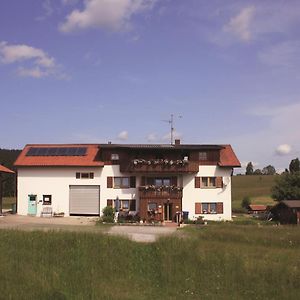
[114,177,130,188]
[201,203,218,214]
[29,195,36,201]
[111,153,119,160]
[76,172,94,179]
[148,203,157,211]
[201,177,216,188]
[154,177,171,186]
[43,195,52,205]
[199,151,208,160]
[112,199,136,211]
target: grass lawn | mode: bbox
[232,175,277,212]
[0,224,299,299]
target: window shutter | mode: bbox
[216,177,223,188]
[130,176,136,188]
[107,199,113,207]
[195,177,201,188]
[171,176,177,186]
[195,202,202,214]
[130,200,136,211]
[217,202,223,214]
[107,176,113,188]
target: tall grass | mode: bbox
[0,225,299,299]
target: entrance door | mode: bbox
[28,195,37,215]
[164,203,172,221]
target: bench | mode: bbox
[41,207,52,217]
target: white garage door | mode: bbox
[69,185,100,215]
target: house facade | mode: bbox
[14,141,240,222]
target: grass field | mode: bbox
[232,175,276,212]
[0,225,299,299]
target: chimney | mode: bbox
[175,139,180,146]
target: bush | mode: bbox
[241,196,251,209]
[100,206,115,223]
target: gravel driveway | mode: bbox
[108,225,177,242]
[0,214,178,242]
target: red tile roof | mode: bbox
[219,145,241,167]
[0,165,14,173]
[14,144,104,167]
[14,143,240,168]
[248,205,268,211]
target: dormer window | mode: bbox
[111,153,119,160]
[199,151,208,160]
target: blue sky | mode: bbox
[0,0,300,172]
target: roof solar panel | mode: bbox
[77,147,87,155]
[26,147,88,156]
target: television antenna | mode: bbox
[162,114,182,145]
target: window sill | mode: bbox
[200,187,217,189]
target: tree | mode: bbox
[246,162,254,175]
[253,169,262,175]
[289,158,300,173]
[271,172,300,201]
[262,165,276,175]
[241,196,251,209]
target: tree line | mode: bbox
[245,162,276,175]
[245,158,300,176]
[0,148,21,197]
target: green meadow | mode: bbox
[0,224,299,300]
[232,175,276,212]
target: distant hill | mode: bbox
[232,175,276,212]
[0,148,21,196]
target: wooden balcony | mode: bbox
[120,159,199,173]
[139,186,183,199]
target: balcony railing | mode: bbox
[139,185,183,199]
[120,159,199,173]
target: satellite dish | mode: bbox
[223,177,230,186]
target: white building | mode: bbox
[15,141,240,222]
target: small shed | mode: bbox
[271,200,300,225]
[0,165,15,215]
[248,204,268,215]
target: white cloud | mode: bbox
[146,133,157,142]
[17,67,47,78]
[223,6,255,42]
[226,101,300,171]
[117,130,128,140]
[62,0,79,5]
[59,0,156,33]
[276,144,292,156]
[162,131,181,143]
[0,41,68,79]
[258,41,300,68]
[0,41,54,67]
[36,0,54,21]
